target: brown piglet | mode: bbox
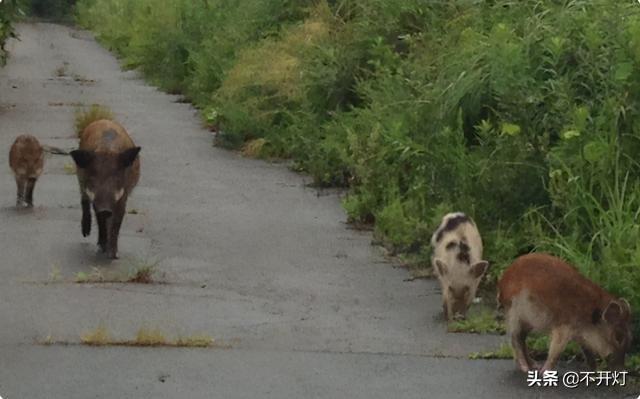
[498,253,632,373]
[9,134,44,208]
[70,119,140,259]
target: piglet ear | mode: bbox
[470,260,489,279]
[434,258,448,277]
[603,301,624,324]
[70,150,94,169]
[119,147,141,168]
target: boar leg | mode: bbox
[107,200,126,259]
[540,327,572,372]
[25,178,36,207]
[81,196,92,237]
[15,177,26,207]
[580,345,597,370]
[94,204,108,253]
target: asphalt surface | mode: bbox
[0,23,635,399]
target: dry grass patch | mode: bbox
[241,138,267,158]
[80,325,111,346]
[74,104,114,136]
[134,328,167,346]
[69,326,221,348]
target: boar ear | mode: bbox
[119,147,141,168]
[434,258,448,277]
[603,301,624,324]
[620,298,632,315]
[70,150,94,169]
[470,260,489,279]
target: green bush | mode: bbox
[0,0,19,65]
[28,0,76,19]
[76,0,640,347]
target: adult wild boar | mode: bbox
[431,212,489,321]
[498,253,632,372]
[70,120,140,259]
[9,134,44,208]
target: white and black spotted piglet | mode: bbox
[431,212,489,321]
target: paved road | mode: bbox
[0,23,634,399]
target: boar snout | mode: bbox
[97,210,112,219]
[436,258,489,321]
[442,292,469,321]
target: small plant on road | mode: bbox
[126,258,158,284]
[448,309,505,335]
[80,325,111,346]
[63,161,76,174]
[74,267,105,283]
[134,328,167,346]
[48,264,62,282]
[469,343,513,360]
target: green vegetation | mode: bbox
[0,0,19,65]
[75,0,640,348]
[470,337,580,361]
[448,308,505,335]
[22,0,76,20]
[469,343,513,360]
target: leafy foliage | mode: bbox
[27,0,76,20]
[0,0,19,65]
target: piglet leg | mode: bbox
[540,327,572,372]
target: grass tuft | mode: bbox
[74,267,105,283]
[63,162,76,175]
[80,325,111,346]
[74,104,114,136]
[134,328,167,346]
[448,308,505,334]
[48,264,62,283]
[241,138,267,158]
[126,259,158,284]
[469,343,513,360]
